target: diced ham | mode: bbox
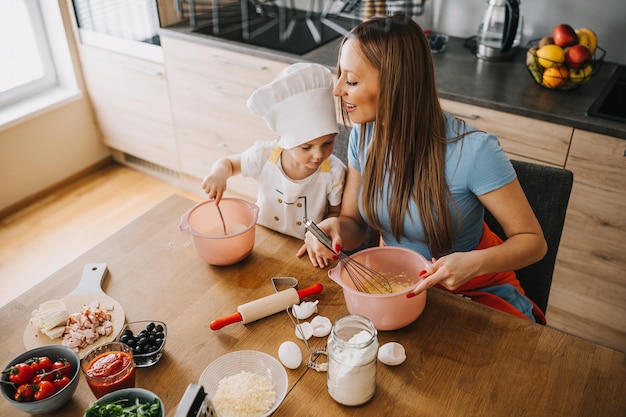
[61,301,114,351]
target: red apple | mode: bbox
[565,44,592,69]
[553,24,578,48]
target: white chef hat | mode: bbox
[247,63,338,149]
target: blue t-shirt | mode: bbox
[348,113,516,259]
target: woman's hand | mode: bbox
[296,219,342,268]
[407,251,481,297]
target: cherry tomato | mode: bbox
[29,356,52,373]
[33,371,55,384]
[7,363,35,385]
[34,380,56,401]
[14,383,36,402]
[53,375,71,391]
[51,359,72,376]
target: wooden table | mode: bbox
[1,195,624,417]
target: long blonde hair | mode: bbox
[338,15,455,257]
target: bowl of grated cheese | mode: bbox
[198,350,288,417]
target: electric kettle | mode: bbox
[475,0,521,61]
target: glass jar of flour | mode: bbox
[327,314,379,406]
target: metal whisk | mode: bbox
[303,218,393,294]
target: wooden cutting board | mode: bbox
[23,263,125,358]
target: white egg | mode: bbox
[377,342,407,366]
[278,341,302,369]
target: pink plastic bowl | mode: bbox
[328,246,430,330]
[179,198,259,266]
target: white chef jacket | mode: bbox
[240,140,346,239]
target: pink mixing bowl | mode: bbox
[328,246,430,330]
[179,198,259,266]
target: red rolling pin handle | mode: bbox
[297,283,323,299]
[209,312,243,330]
[209,283,323,331]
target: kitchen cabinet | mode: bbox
[161,36,289,199]
[440,99,573,168]
[78,45,179,172]
[550,130,626,351]
[442,99,626,352]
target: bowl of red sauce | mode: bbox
[81,342,135,398]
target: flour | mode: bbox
[327,320,378,406]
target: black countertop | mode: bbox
[160,24,626,140]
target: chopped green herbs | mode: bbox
[85,397,162,417]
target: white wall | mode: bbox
[434,0,625,65]
[0,1,109,214]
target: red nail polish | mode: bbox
[406,292,416,299]
[418,270,427,277]
[332,255,338,260]
[334,244,341,253]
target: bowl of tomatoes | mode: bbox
[1,345,80,414]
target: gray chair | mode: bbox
[484,160,574,313]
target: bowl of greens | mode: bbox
[84,387,163,417]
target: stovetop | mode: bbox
[190,1,360,55]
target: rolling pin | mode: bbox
[209,283,323,330]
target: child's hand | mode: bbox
[201,174,228,205]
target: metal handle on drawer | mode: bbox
[116,61,163,76]
[451,112,480,120]
[212,86,248,98]
[208,54,268,71]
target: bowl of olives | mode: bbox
[116,321,167,368]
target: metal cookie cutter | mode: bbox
[271,277,328,372]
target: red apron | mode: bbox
[436,223,547,324]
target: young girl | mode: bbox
[202,63,346,240]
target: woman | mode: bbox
[299,16,548,323]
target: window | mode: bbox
[0,0,78,128]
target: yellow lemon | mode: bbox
[536,45,565,68]
[569,65,592,83]
[542,66,569,88]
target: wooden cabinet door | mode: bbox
[440,99,573,167]
[79,46,179,171]
[162,35,289,199]
[551,130,626,352]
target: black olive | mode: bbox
[155,324,164,333]
[146,322,156,332]
[126,338,136,347]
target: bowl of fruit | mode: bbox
[526,24,605,90]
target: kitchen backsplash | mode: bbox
[433,0,625,65]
